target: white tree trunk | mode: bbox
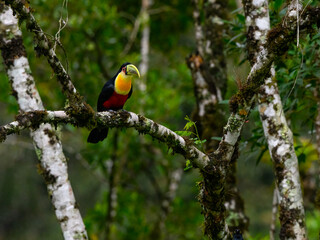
[243,0,306,238]
[0,5,88,240]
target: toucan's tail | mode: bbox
[87,127,109,143]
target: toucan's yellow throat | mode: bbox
[115,64,140,95]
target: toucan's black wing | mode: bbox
[97,79,115,112]
[128,85,133,99]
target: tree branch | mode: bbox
[0,110,211,171]
[120,11,141,57]
[188,0,249,236]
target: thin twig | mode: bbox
[285,46,304,102]
[54,0,69,52]
[121,13,142,57]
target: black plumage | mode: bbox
[87,63,133,143]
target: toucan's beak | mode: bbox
[126,64,140,78]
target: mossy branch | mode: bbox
[0,110,211,171]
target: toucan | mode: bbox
[87,63,140,143]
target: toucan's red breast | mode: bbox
[103,91,129,110]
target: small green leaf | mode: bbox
[219,99,230,105]
[194,140,201,145]
[184,121,194,130]
[184,160,193,171]
[236,14,245,23]
[211,137,222,141]
[175,131,193,137]
[274,0,283,11]
[298,153,306,163]
[184,115,191,121]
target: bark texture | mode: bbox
[259,74,306,240]
[189,0,228,126]
[189,0,249,235]
[186,53,223,145]
[199,0,228,99]
[196,0,316,238]
[243,0,306,238]
[0,110,211,171]
[0,5,88,240]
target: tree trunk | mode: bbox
[243,0,307,238]
[0,5,88,240]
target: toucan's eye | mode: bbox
[122,67,126,73]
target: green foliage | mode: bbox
[275,29,320,135]
[224,10,247,61]
[306,210,320,239]
[176,115,209,171]
[179,115,207,150]
[184,159,193,171]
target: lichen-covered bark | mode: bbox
[243,0,306,238]
[189,0,228,126]
[0,5,88,240]
[224,144,249,233]
[202,0,228,99]
[186,53,218,119]
[189,0,228,115]
[189,1,248,236]
[0,110,211,171]
[259,77,306,239]
[192,0,205,57]
[4,0,94,120]
[243,0,271,64]
[198,102,251,240]
[197,0,316,238]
